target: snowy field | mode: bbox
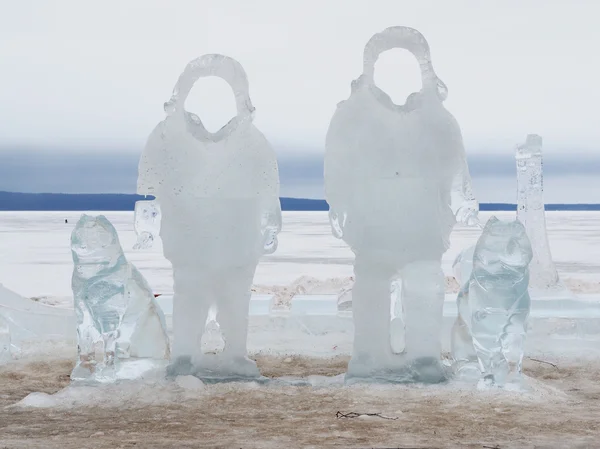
[1,211,600,448]
[1,210,600,300]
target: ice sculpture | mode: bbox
[516,135,564,293]
[451,217,533,388]
[136,54,281,381]
[324,26,478,383]
[0,313,10,364]
[133,200,161,250]
[71,214,170,382]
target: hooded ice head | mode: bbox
[472,216,533,281]
[71,215,124,270]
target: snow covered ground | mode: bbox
[1,210,599,301]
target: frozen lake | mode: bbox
[0,210,599,299]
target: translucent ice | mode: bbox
[451,217,533,388]
[324,26,478,383]
[136,54,281,381]
[133,200,161,250]
[452,245,475,289]
[0,313,10,364]
[71,214,170,382]
[516,135,564,293]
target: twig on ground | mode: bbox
[483,445,501,449]
[527,357,558,369]
[336,411,399,420]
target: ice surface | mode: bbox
[2,211,600,300]
[324,26,478,383]
[133,200,161,249]
[452,217,533,388]
[516,135,565,294]
[0,313,10,364]
[136,54,281,381]
[71,214,170,382]
[0,284,74,355]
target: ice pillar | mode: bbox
[515,134,562,291]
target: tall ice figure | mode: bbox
[324,26,478,383]
[136,54,281,380]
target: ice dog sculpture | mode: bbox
[136,54,281,380]
[70,215,170,382]
[324,26,478,383]
[451,217,533,388]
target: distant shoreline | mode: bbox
[0,192,599,211]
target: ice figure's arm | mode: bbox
[133,199,161,250]
[261,198,282,255]
[134,124,165,249]
[450,133,480,227]
[324,129,351,239]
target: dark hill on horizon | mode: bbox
[0,192,599,211]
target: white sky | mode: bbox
[1,0,600,153]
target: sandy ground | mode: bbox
[1,356,599,448]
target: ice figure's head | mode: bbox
[473,217,533,280]
[71,215,123,267]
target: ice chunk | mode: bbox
[451,217,533,388]
[324,26,478,383]
[136,54,281,381]
[452,245,475,288]
[133,200,161,249]
[0,313,10,364]
[70,214,170,382]
[516,135,565,294]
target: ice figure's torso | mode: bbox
[140,121,277,265]
[324,26,473,262]
[137,55,280,267]
[326,82,461,259]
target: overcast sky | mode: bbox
[2,0,600,154]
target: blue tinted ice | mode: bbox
[71,214,170,382]
[451,217,533,388]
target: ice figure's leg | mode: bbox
[216,264,259,378]
[400,259,447,383]
[501,309,529,386]
[389,280,405,354]
[451,314,479,379]
[347,255,396,377]
[71,306,101,380]
[72,324,96,379]
[171,265,211,363]
[99,330,119,379]
[471,312,509,387]
[401,260,445,359]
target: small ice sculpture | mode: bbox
[71,215,170,382]
[136,54,281,381]
[516,135,564,293]
[0,313,10,364]
[451,217,533,388]
[133,200,161,250]
[324,26,478,383]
